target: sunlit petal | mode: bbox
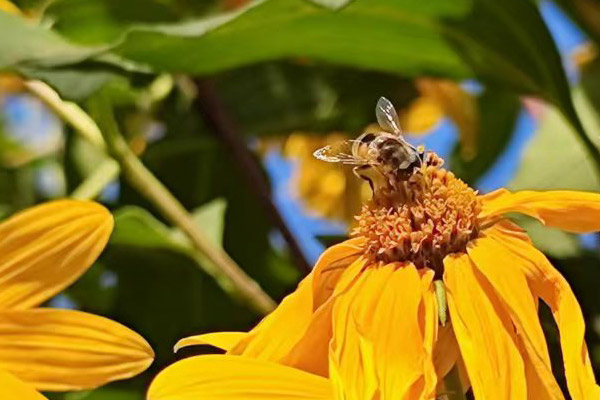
[0,308,153,391]
[147,355,332,400]
[174,332,246,352]
[480,189,600,232]
[229,273,314,360]
[468,236,563,399]
[444,253,526,400]
[0,369,46,400]
[0,200,113,309]
[490,228,600,400]
[228,241,365,377]
[330,264,436,399]
[312,238,365,310]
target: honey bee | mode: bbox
[313,97,424,186]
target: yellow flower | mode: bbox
[284,132,370,223]
[153,152,600,400]
[0,200,154,399]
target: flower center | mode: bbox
[352,153,481,274]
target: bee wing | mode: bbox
[376,96,403,136]
[313,140,366,164]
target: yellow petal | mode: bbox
[147,355,333,400]
[0,308,153,391]
[443,253,527,400]
[401,96,445,134]
[419,269,438,396]
[330,264,436,400]
[415,78,478,159]
[480,189,600,233]
[280,294,334,377]
[0,200,113,309]
[0,0,21,14]
[0,369,46,400]
[229,239,364,376]
[312,238,365,310]
[229,273,314,360]
[174,332,246,352]
[468,236,564,400]
[489,228,600,400]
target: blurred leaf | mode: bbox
[61,385,139,400]
[173,199,226,245]
[215,62,418,135]
[450,90,521,185]
[509,88,600,192]
[308,0,353,9]
[44,0,577,125]
[581,55,600,117]
[138,116,299,298]
[0,12,100,69]
[111,206,180,249]
[511,215,583,258]
[45,0,179,45]
[111,198,226,251]
[316,234,348,248]
[18,66,118,101]
[65,261,117,314]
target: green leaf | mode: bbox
[172,199,227,246]
[18,66,118,101]
[111,206,181,250]
[450,90,521,185]
[108,0,569,103]
[63,387,138,400]
[46,0,567,101]
[308,0,354,10]
[511,215,583,258]
[111,199,226,251]
[44,0,585,142]
[214,62,418,135]
[0,12,100,69]
[509,88,600,192]
[44,0,179,45]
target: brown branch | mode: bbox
[194,79,312,274]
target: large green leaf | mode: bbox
[0,12,100,69]
[509,88,600,192]
[102,0,566,100]
[214,62,417,135]
[42,0,584,141]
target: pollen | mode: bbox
[352,153,481,274]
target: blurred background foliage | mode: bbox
[1,0,600,398]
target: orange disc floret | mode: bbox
[352,153,481,274]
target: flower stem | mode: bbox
[71,158,120,200]
[443,365,467,400]
[89,93,276,315]
[23,81,106,150]
[26,79,276,315]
